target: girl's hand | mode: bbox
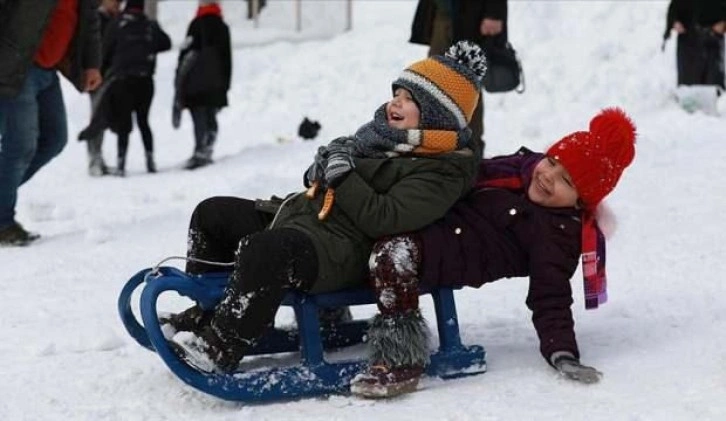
[551,352,603,384]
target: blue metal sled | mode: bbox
[118,266,486,402]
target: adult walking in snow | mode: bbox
[83,0,121,177]
[0,0,102,245]
[174,0,232,170]
[102,0,171,176]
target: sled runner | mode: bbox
[118,266,486,402]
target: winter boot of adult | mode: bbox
[350,312,429,398]
[88,155,109,177]
[145,151,157,173]
[114,156,126,177]
[0,222,41,246]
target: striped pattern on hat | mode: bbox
[393,41,486,132]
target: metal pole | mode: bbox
[253,0,260,29]
[295,0,302,32]
[346,0,352,32]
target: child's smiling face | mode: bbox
[527,156,580,208]
[386,88,420,130]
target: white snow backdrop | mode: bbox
[1,1,725,419]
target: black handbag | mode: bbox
[482,39,525,94]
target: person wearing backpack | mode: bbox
[173,0,232,170]
[102,0,171,176]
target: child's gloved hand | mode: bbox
[551,352,602,384]
[323,138,355,188]
[304,146,328,188]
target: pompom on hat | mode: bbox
[546,107,637,212]
[392,40,487,132]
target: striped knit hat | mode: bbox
[393,41,486,133]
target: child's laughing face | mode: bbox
[527,156,580,208]
[386,88,420,130]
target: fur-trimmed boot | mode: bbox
[350,311,429,398]
[351,233,428,398]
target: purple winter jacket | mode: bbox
[418,148,583,363]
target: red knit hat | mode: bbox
[546,108,636,211]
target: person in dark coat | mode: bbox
[0,0,101,245]
[664,0,726,91]
[84,0,121,177]
[410,0,508,153]
[174,0,232,170]
[163,42,487,376]
[350,108,638,398]
[102,0,171,176]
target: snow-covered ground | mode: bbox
[2,1,725,419]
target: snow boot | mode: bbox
[170,324,240,373]
[145,151,157,173]
[0,222,40,246]
[115,155,126,177]
[159,305,212,339]
[350,312,429,398]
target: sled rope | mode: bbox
[145,256,235,281]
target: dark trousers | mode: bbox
[677,29,726,90]
[186,196,273,273]
[189,106,219,156]
[186,196,318,357]
[110,76,155,159]
[428,8,485,150]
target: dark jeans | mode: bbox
[110,76,154,158]
[428,8,485,150]
[189,106,219,156]
[677,28,725,90]
[185,196,274,273]
[0,66,67,228]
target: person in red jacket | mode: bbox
[351,108,637,398]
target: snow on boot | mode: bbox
[350,364,424,399]
[170,325,239,373]
[159,305,213,339]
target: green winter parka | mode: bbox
[273,149,478,293]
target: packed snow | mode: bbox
[2,1,725,419]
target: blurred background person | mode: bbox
[102,0,171,176]
[174,0,232,170]
[409,0,507,154]
[0,0,101,245]
[84,0,121,177]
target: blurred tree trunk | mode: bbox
[145,0,158,20]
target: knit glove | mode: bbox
[304,146,328,188]
[551,351,602,384]
[323,137,355,189]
